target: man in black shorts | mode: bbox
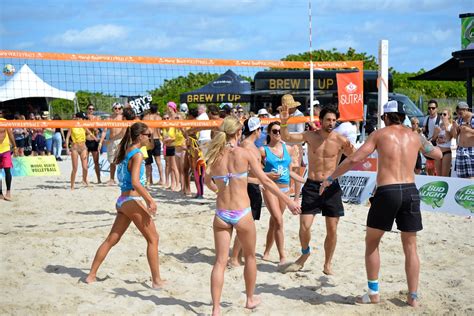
[143,105,165,185]
[321,100,442,306]
[280,104,356,275]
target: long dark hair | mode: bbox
[114,122,148,164]
[266,121,280,144]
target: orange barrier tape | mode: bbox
[0,117,317,129]
[0,50,363,70]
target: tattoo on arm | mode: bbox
[419,134,434,154]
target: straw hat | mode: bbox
[281,94,301,108]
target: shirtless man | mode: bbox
[320,100,442,307]
[229,117,263,267]
[143,105,165,185]
[452,101,474,178]
[85,103,101,183]
[280,105,356,275]
[99,102,124,185]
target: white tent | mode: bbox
[0,64,75,102]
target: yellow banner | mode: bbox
[12,155,60,177]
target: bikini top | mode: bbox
[117,148,146,192]
[212,171,248,186]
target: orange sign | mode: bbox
[0,116,315,129]
[336,72,364,121]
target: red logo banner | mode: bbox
[336,72,364,121]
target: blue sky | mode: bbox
[0,0,471,95]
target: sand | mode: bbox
[0,158,473,315]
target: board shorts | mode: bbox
[455,146,474,178]
[301,178,344,217]
[0,150,13,168]
[247,183,262,221]
[367,183,422,232]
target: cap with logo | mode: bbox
[243,117,261,136]
[383,100,405,114]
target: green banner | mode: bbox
[461,16,474,50]
[11,156,60,177]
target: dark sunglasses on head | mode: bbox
[271,129,281,135]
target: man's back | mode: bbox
[373,125,420,186]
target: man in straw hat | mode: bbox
[279,102,356,275]
[320,100,441,306]
[280,94,306,204]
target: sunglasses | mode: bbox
[238,110,244,113]
[271,129,281,135]
[441,113,448,116]
[163,117,170,120]
[380,114,385,120]
[113,107,122,110]
[428,107,436,110]
[88,107,94,111]
[142,133,152,138]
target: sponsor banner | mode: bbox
[185,93,248,103]
[0,50,363,70]
[461,15,474,50]
[339,171,473,216]
[336,72,364,121]
[415,175,473,216]
[339,171,377,204]
[0,116,313,129]
[128,95,152,116]
[10,155,60,177]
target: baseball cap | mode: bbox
[180,103,188,113]
[243,117,261,136]
[257,108,269,116]
[457,101,469,109]
[167,101,177,112]
[383,100,405,114]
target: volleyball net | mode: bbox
[0,50,363,128]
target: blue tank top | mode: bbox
[117,148,146,192]
[263,143,291,184]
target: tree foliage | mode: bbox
[50,91,119,117]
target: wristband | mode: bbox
[326,176,334,184]
[281,123,288,127]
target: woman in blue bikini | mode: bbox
[85,122,165,288]
[205,116,301,316]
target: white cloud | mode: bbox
[190,38,245,52]
[46,24,128,48]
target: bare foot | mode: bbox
[228,258,242,268]
[407,293,419,307]
[211,306,221,316]
[158,181,165,186]
[0,193,4,200]
[85,274,96,284]
[355,293,380,304]
[294,252,310,267]
[107,179,116,186]
[152,279,167,288]
[82,181,90,187]
[323,264,334,275]
[262,253,271,262]
[278,257,287,266]
[245,295,261,310]
[4,191,12,201]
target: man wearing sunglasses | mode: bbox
[422,100,441,175]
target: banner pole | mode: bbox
[309,0,314,121]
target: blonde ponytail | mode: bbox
[205,116,242,173]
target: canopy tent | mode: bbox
[0,64,76,102]
[180,69,250,104]
[410,49,473,107]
